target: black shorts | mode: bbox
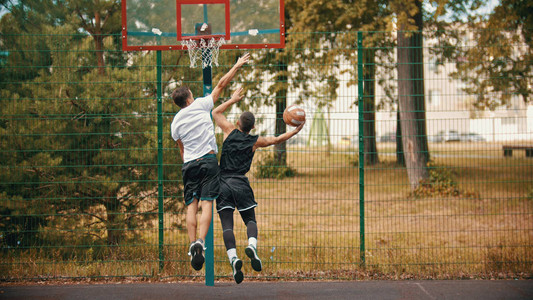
[182,154,220,205]
[216,174,257,212]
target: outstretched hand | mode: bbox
[229,87,245,104]
[294,121,305,133]
[235,53,250,68]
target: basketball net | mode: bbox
[182,37,226,69]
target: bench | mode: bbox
[502,145,533,157]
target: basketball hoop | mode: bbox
[182,37,226,69]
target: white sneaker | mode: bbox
[245,245,262,272]
[188,240,204,271]
[231,257,244,284]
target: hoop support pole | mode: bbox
[203,62,215,286]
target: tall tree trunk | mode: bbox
[93,9,105,75]
[94,34,106,75]
[103,193,124,245]
[396,111,405,166]
[363,49,378,165]
[397,0,429,189]
[274,59,288,165]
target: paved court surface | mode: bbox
[1,280,532,300]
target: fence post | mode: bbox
[156,50,165,272]
[357,31,365,266]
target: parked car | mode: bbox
[434,130,461,142]
[428,134,441,143]
[378,132,396,143]
[460,132,486,142]
[339,136,352,146]
[287,136,306,145]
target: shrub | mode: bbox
[413,161,469,197]
[254,153,296,179]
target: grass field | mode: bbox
[2,142,532,281]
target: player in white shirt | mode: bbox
[170,53,250,271]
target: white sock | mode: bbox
[227,248,237,262]
[248,237,257,249]
[197,238,205,249]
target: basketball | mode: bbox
[283,105,306,127]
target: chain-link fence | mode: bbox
[1,30,532,281]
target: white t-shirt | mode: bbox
[171,95,218,163]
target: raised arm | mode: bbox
[210,53,250,103]
[253,122,305,152]
[213,88,244,139]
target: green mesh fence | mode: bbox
[1,29,532,282]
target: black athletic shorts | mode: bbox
[216,174,257,212]
[182,154,220,205]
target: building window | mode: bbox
[501,117,516,125]
[428,89,440,107]
[428,58,438,72]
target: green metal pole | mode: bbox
[357,31,365,266]
[201,6,215,286]
[157,50,164,272]
[203,64,215,287]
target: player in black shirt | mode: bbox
[212,88,304,283]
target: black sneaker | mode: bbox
[188,241,204,271]
[245,245,262,272]
[231,257,244,284]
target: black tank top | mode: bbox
[220,129,259,175]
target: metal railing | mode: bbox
[1,30,531,281]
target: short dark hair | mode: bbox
[239,111,255,133]
[172,86,191,108]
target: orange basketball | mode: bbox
[283,105,306,127]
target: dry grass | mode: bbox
[2,143,532,281]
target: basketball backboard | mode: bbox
[121,0,285,51]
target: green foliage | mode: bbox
[0,193,47,249]
[254,153,296,179]
[0,10,183,248]
[412,161,480,198]
[440,1,533,107]
[412,161,460,197]
[348,155,359,167]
